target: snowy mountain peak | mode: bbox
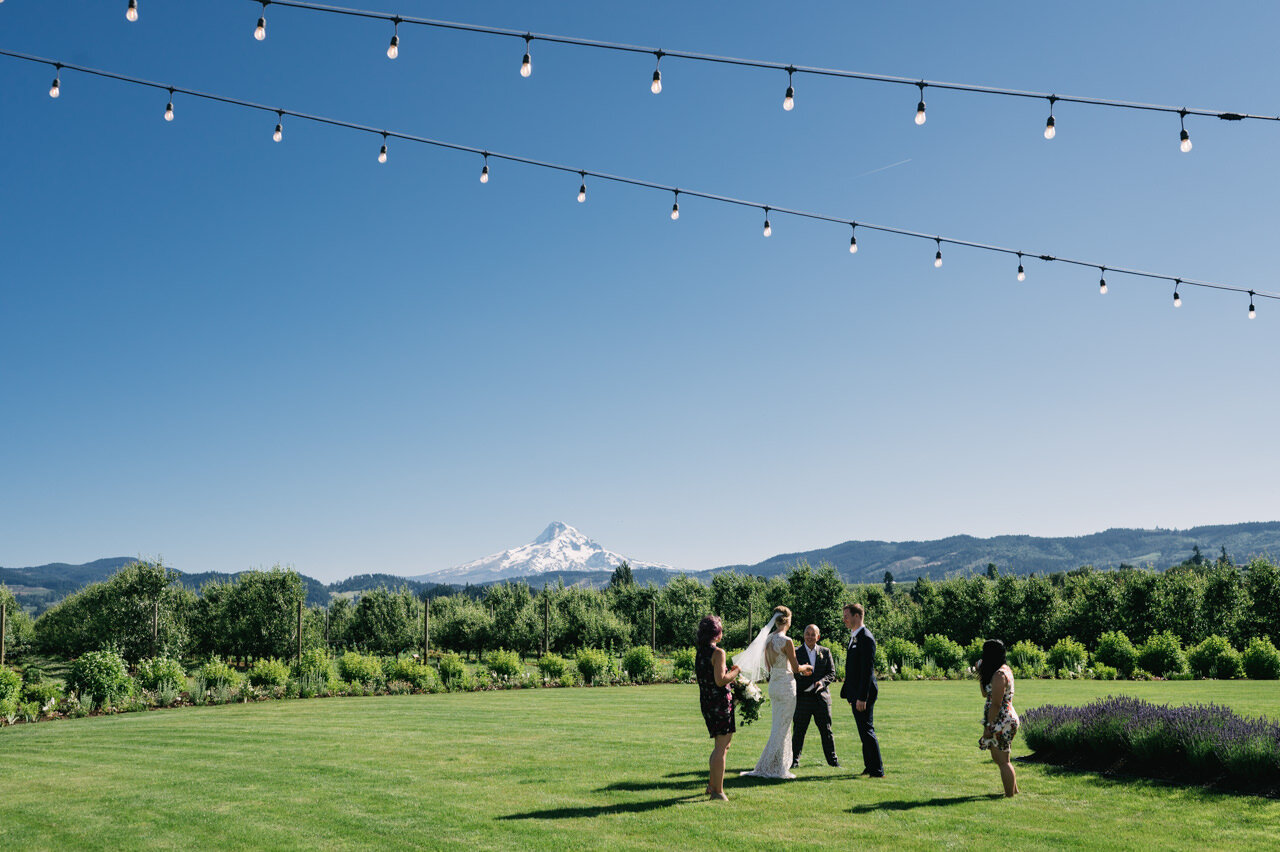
[410,522,672,585]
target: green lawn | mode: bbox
[1,680,1277,850]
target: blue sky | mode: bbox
[1,1,1277,581]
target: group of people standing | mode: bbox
[695,603,1019,801]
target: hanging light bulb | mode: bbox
[254,11,267,41]
[520,36,532,78]
[651,52,663,94]
[1099,268,1108,294]
[933,238,943,268]
[378,133,388,164]
[1016,253,1025,282]
[783,67,795,112]
[164,89,174,122]
[1179,109,1192,152]
[126,0,138,22]
[1248,291,1256,319]
[849,224,858,254]
[1044,96,1057,139]
[273,111,283,142]
[480,154,490,183]
[762,207,772,237]
[1173,280,1182,307]
[49,68,61,98]
[577,172,587,203]
[914,82,927,126]
[670,191,680,220]
[387,34,399,59]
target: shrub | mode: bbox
[558,670,579,687]
[964,638,985,668]
[383,657,438,690]
[292,648,335,682]
[0,667,21,703]
[1093,631,1139,677]
[436,652,467,688]
[1187,635,1242,679]
[1242,636,1280,680]
[621,646,657,683]
[195,660,241,689]
[1008,640,1047,676]
[21,665,45,685]
[920,635,965,672]
[881,637,922,669]
[22,681,62,706]
[484,649,523,679]
[538,653,568,681]
[575,648,609,685]
[337,651,385,686]
[135,656,187,691]
[68,650,132,703]
[1138,631,1188,677]
[1089,663,1118,680]
[248,658,291,687]
[1047,637,1089,675]
[671,648,695,680]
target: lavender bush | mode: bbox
[1023,695,1280,793]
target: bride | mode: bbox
[735,606,812,779]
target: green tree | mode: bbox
[1199,564,1248,648]
[1244,559,1280,643]
[347,587,419,655]
[608,561,634,589]
[655,575,710,649]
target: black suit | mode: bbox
[839,625,883,776]
[791,643,839,765]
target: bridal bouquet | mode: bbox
[732,675,766,726]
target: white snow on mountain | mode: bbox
[409,522,673,584]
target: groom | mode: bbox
[791,624,840,768]
[840,602,884,777]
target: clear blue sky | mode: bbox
[2,1,1277,581]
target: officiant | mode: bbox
[790,623,841,768]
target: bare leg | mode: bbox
[709,735,732,799]
[990,747,1018,797]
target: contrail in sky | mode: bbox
[855,158,912,178]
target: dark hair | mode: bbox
[844,602,865,618]
[696,614,723,648]
[978,639,1007,690]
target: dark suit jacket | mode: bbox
[794,643,836,703]
[840,625,878,704]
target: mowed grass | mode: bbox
[1,680,1277,850]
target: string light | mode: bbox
[2,49,1274,320]
[577,171,587,202]
[378,132,388,163]
[783,66,795,112]
[670,190,680,220]
[254,2,268,41]
[387,18,400,59]
[1099,268,1108,294]
[164,88,174,122]
[651,51,663,94]
[1179,108,1193,152]
[1044,96,1057,139]
[934,238,943,268]
[126,0,138,23]
[1017,253,1026,281]
[914,82,927,126]
[480,153,490,183]
[49,65,61,98]
[1249,291,1256,319]
[520,35,532,78]
[762,207,772,237]
[1173,279,1182,307]
[849,223,858,254]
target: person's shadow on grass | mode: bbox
[848,794,1003,814]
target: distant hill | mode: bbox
[711,522,1280,583]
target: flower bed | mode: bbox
[1022,695,1280,797]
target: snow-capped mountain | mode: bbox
[409,522,673,585]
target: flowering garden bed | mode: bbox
[1021,695,1280,797]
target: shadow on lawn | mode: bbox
[848,794,1003,814]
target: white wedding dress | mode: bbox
[741,633,797,779]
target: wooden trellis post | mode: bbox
[650,599,656,650]
[543,591,550,656]
[152,600,160,657]
[423,598,430,658]
[1,603,6,666]
[296,599,304,661]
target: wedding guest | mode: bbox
[696,614,740,801]
[977,639,1020,797]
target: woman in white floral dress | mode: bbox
[977,639,1020,797]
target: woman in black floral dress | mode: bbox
[977,639,1020,797]
[696,614,740,801]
